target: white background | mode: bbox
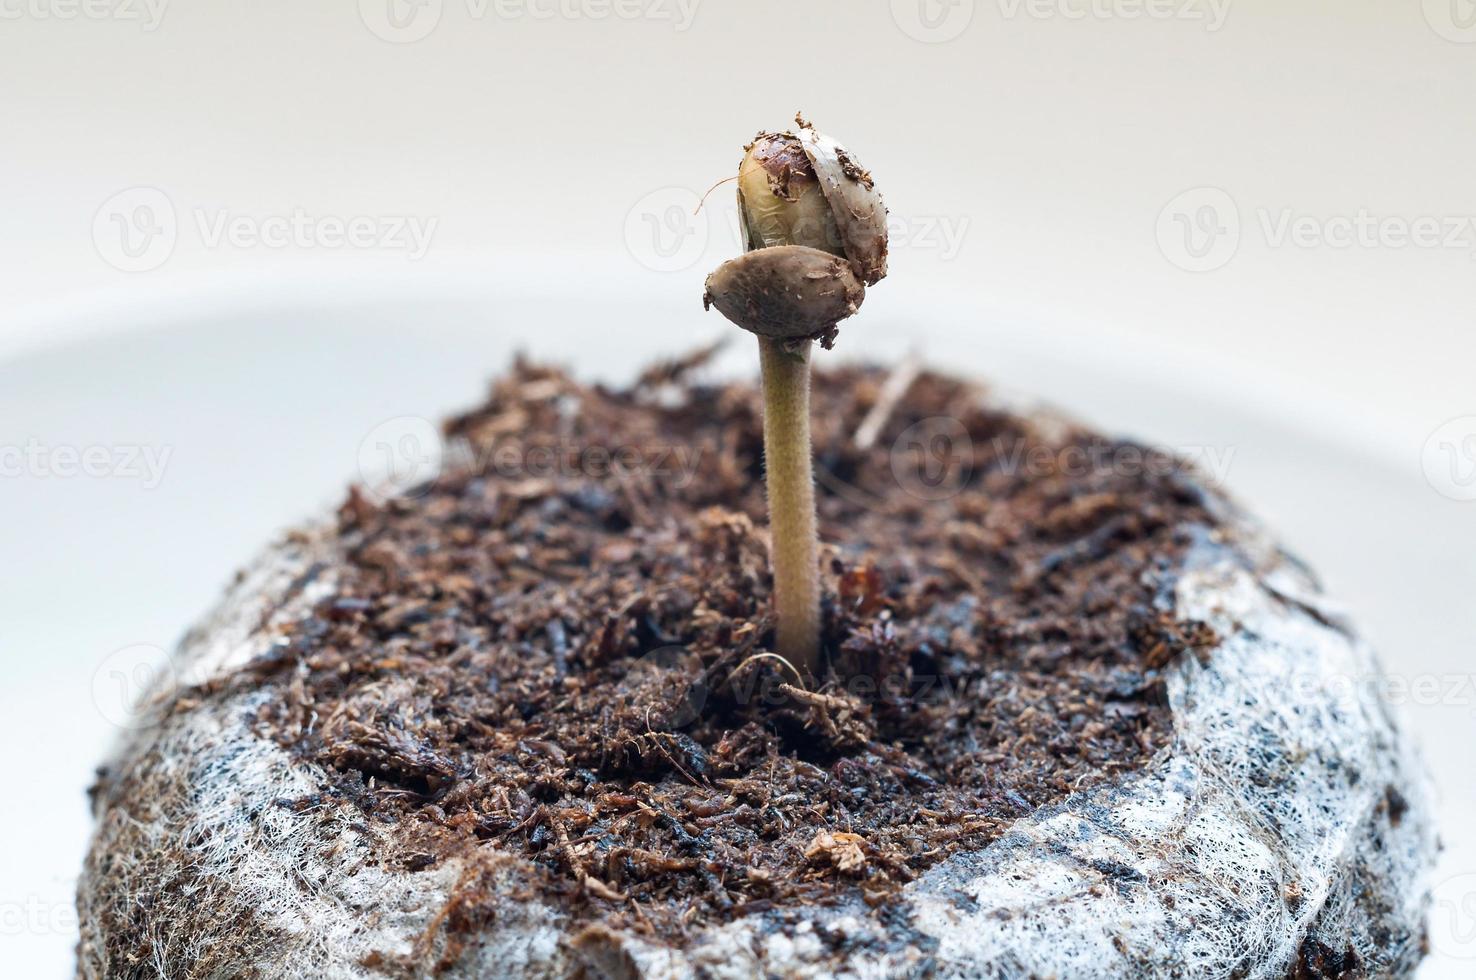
[1,0,1473,975]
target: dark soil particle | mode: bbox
[1291,938,1364,979]
[250,353,1224,947]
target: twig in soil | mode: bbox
[635,339,727,391]
[731,651,807,691]
[643,708,706,787]
[853,351,921,451]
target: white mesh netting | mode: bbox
[76,495,1436,979]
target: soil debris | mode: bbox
[247,356,1223,944]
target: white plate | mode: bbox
[1,273,1470,977]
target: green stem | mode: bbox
[757,335,821,677]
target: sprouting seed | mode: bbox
[702,115,889,676]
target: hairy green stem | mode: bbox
[757,335,821,677]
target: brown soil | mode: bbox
[249,351,1222,950]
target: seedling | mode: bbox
[703,116,888,677]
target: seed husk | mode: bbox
[702,245,865,347]
[794,120,889,286]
